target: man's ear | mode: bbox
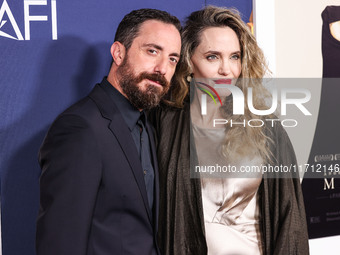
[110,41,126,66]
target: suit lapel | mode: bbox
[89,84,153,223]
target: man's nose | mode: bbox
[154,56,168,75]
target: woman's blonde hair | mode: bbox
[168,6,274,162]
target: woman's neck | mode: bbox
[191,85,226,129]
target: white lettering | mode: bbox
[0,0,24,40]
[215,84,244,114]
[212,118,298,127]
[0,0,58,40]
[281,119,298,127]
[247,119,264,127]
[24,0,48,40]
[201,94,207,115]
[213,119,228,127]
[281,88,312,116]
[200,84,311,116]
[248,87,278,115]
[324,178,335,190]
[51,0,57,40]
[265,118,280,127]
[230,119,246,127]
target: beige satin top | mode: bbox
[193,124,263,255]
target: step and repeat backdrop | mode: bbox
[1,0,340,254]
[0,1,251,254]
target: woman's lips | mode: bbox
[214,79,232,84]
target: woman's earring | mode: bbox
[186,74,193,83]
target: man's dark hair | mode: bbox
[114,8,181,51]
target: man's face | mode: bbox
[117,20,181,110]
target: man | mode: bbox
[36,9,181,255]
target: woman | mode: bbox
[149,6,309,255]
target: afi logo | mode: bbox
[0,0,57,40]
[200,83,312,116]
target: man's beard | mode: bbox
[117,57,170,110]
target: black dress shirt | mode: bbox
[100,77,155,213]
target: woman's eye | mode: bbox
[206,55,217,60]
[231,54,240,60]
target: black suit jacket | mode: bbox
[37,84,160,255]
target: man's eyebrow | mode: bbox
[143,43,163,50]
[170,52,180,58]
[143,43,180,58]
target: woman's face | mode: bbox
[190,26,242,82]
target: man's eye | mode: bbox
[148,49,157,54]
[170,57,178,64]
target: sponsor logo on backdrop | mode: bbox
[0,0,57,40]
